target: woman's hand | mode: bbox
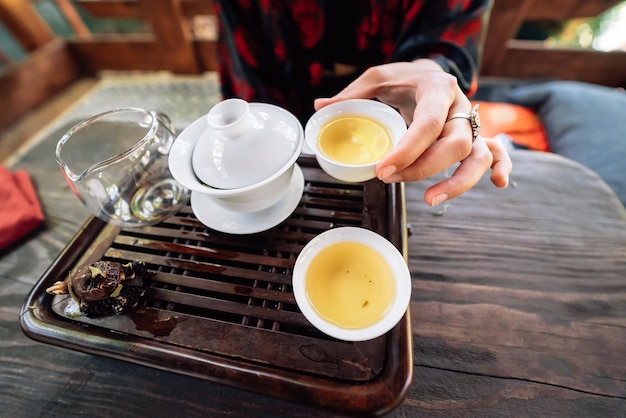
[314,59,512,206]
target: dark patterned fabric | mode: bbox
[213,0,491,123]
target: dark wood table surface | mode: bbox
[1,75,626,417]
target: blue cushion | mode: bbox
[507,81,626,207]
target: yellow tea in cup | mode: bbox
[317,114,392,165]
[305,241,396,329]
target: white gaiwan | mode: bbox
[169,99,304,218]
[193,98,299,189]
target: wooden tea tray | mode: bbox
[21,155,412,417]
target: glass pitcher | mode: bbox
[55,108,190,227]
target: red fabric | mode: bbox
[473,101,551,152]
[0,167,45,251]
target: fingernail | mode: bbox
[313,98,328,110]
[378,165,396,181]
[431,193,448,206]
[383,174,402,184]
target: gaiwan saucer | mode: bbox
[190,164,304,234]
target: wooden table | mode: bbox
[1,75,625,417]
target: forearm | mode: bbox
[391,0,492,95]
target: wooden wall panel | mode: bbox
[68,36,175,73]
[481,0,626,87]
[75,0,214,19]
[527,0,622,20]
[482,0,535,75]
[487,40,626,86]
[0,0,55,51]
[67,37,218,73]
[194,40,219,72]
[139,0,198,73]
[0,39,80,129]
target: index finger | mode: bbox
[375,81,459,181]
[314,69,386,110]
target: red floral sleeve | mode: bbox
[389,0,492,96]
[212,0,491,121]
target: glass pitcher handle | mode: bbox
[153,111,175,133]
[152,111,176,154]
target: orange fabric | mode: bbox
[473,101,550,152]
[0,167,45,251]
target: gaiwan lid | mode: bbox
[191,98,303,189]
